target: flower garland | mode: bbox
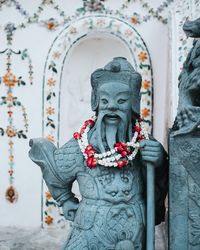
[117,0,174,25]
[0,26,33,203]
[0,0,70,33]
[78,0,106,12]
[73,116,149,169]
[0,0,175,36]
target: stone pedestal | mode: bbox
[169,130,200,250]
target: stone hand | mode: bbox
[139,139,165,167]
[62,197,79,222]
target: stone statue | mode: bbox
[170,17,200,250]
[29,57,168,250]
[172,18,200,136]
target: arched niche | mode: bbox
[42,14,153,225]
[59,33,133,146]
[43,15,153,145]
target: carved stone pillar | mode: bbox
[169,131,200,249]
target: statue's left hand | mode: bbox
[139,139,165,167]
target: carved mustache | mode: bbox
[99,110,127,120]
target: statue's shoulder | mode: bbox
[29,137,84,179]
[54,138,83,170]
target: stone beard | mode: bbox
[89,57,141,154]
[90,82,133,153]
[94,110,130,150]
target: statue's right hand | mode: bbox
[62,197,79,222]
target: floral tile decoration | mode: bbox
[0,22,33,203]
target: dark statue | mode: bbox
[170,17,200,250]
[29,57,168,249]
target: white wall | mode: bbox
[0,0,181,227]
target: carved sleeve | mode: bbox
[29,138,83,206]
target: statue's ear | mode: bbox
[91,88,99,111]
[130,73,142,116]
[91,69,103,112]
[131,93,141,115]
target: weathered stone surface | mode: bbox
[170,16,200,250]
[0,226,69,250]
[0,224,167,250]
[170,131,200,249]
[29,57,168,249]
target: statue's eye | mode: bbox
[101,98,108,104]
[117,99,126,104]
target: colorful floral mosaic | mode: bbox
[0,29,33,203]
[117,0,174,25]
[0,0,175,35]
[78,0,106,12]
[77,0,175,25]
[42,15,153,226]
[0,0,69,32]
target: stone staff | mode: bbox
[147,162,155,250]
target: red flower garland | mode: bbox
[73,118,148,169]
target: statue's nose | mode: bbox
[108,101,117,111]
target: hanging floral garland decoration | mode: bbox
[77,0,174,25]
[73,116,149,169]
[0,0,70,32]
[117,0,174,25]
[0,0,175,36]
[77,0,106,12]
[0,23,33,203]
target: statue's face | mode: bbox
[94,81,133,150]
[98,81,132,124]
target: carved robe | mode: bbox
[29,134,168,250]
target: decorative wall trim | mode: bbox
[0,45,33,203]
[0,0,174,34]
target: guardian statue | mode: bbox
[29,57,168,250]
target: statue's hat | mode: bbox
[91,57,142,115]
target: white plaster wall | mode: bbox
[0,25,55,227]
[0,0,179,227]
